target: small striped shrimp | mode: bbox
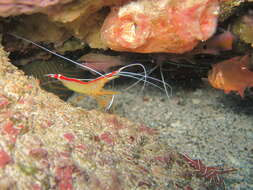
[9,33,172,109]
[46,71,120,109]
[46,71,120,96]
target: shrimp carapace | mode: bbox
[208,55,253,97]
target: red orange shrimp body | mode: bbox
[46,71,120,109]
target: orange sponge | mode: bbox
[101,0,220,53]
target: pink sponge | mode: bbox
[101,0,220,53]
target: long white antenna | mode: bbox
[9,33,104,76]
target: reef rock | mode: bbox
[0,0,73,17]
[101,0,220,53]
[2,0,122,50]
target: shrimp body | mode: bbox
[47,72,120,96]
[47,72,120,109]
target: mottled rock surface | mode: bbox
[0,42,199,190]
[0,0,73,17]
[101,0,220,53]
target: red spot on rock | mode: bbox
[153,155,171,164]
[63,133,75,142]
[18,124,24,129]
[27,84,33,89]
[31,183,41,190]
[59,151,71,158]
[56,166,74,190]
[138,124,157,135]
[2,121,23,144]
[100,132,114,144]
[3,121,17,135]
[18,97,25,104]
[0,111,13,121]
[107,117,124,129]
[75,144,87,150]
[29,148,48,159]
[0,95,9,108]
[41,120,54,128]
[0,149,11,168]
[138,181,152,188]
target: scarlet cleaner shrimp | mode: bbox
[9,33,172,109]
[182,153,237,189]
[46,63,172,109]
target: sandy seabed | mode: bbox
[69,77,253,190]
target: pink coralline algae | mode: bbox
[1,120,24,144]
[29,148,48,159]
[63,133,75,142]
[0,149,11,168]
[0,0,72,17]
[100,131,114,144]
[101,0,220,53]
[56,166,74,190]
[0,95,9,108]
